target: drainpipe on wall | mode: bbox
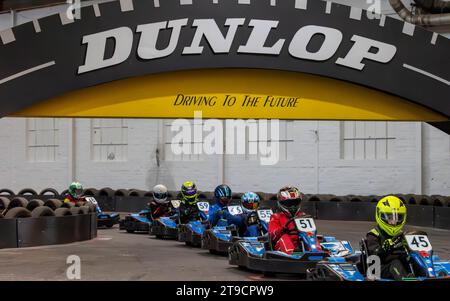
[389,0,450,26]
[416,122,424,195]
[218,120,225,186]
[10,9,16,27]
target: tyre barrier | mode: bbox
[39,188,59,197]
[0,210,97,249]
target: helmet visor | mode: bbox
[380,211,405,226]
[243,202,259,210]
[74,188,83,196]
[280,198,301,209]
[153,192,168,201]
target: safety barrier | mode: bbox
[0,213,97,249]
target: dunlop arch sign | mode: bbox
[0,0,449,132]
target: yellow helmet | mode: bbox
[375,196,407,237]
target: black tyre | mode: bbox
[8,197,28,209]
[0,196,10,210]
[5,207,32,219]
[79,206,90,215]
[83,188,99,197]
[126,229,135,233]
[39,188,59,196]
[114,189,128,197]
[26,199,45,211]
[128,189,146,197]
[44,199,63,210]
[55,208,72,216]
[99,187,115,197]
[61,202,74,209]
[18,188,38,196]
[70,207,83,215]
[0,188,14,196]
[31,206,55,217]
[60,189,69,196]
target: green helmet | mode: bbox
[375,196,407,237]
[69,182,83,198]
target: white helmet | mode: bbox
[152,184,168,204]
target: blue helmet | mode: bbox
[214,184,232,206]
[241,192,260,212]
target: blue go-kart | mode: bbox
[228,215,358,275]
[120,209,151,233]
[307,230,450,281]
[178,201,210,247]
[85,197,120,228]
[149,200,182,239]
[202,206,273,255]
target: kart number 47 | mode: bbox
[294,218,316,232]
[405,235,432,252]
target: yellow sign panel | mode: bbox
[12,69,447,122]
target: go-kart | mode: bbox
[85,197,120,228]
[178,201,210,247]
[119,209,151,233]
[307,230,450,281]
[228,215,358,275]
[202,206,273,255]
[149,200,182,239]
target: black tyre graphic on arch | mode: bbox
[5,207,32,219]
[26,199,45,211]
[8,197,28,209]
[55,208,72,216]
[31,206,55,218]
[44,199,63,210]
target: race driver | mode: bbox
[208,184,243,228]
[366,195,411,280]
[268,186,306,254]
[178,181,207,224]
[148,184,173,220]
[63,182,84,205]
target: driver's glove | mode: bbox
[382,239,395,252]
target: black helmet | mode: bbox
[214,184,232,206]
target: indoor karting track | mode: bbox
[0,219,449,281]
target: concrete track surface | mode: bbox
[0,220,449,281]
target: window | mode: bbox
[163,119,204,161]
[27,118,59,162]
[246,120,295,161]
[341,121,395,160]
[92,119,128,162]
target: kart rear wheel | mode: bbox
[126,229,135,233]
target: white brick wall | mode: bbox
[1,118,448,196]
[0,1,449,195]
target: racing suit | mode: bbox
[208,202,243,228]
[178,202,207,224]
[366,227,410,280]
[63,194,81,205]
[268,210,305,254]
[238,210,261,237]
[149,201,173,220]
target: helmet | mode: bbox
[214,184,232,206]
[152,184,168,204]
[241,192,260,212]
[69,182,83,198]
[181,181,198,205]
[277,186,303,217]
[375,196,407,237]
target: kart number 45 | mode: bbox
[405,235,432,252]
[294,217,316,232]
